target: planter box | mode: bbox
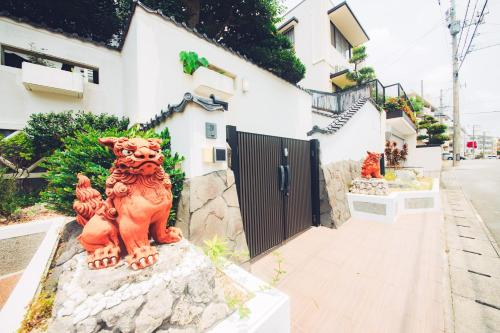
[347,178,440,223]
[22,62,84,98]
[193,66,234,101]
[386,109,417,135]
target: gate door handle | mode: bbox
[278,165,285,192]
[284,165,290,195]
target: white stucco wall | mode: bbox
[121,7,311,142]
[280,0,352,92]
[411,146,443,172]
[312,101,384,164]
[156,103,228,179]
[404,132,418,167]
[119,6,312,177]
[0,17,124,130]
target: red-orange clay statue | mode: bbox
[361,151,383,179]
[73,137,182,270]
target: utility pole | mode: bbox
[472,125,476,158]
[439,89,444,123]
[449,0,461,166]
[482,131,486,157]
[421,80,424,99]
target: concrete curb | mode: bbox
[0,217,67,333]
[0,218,55,240]
[458,184,500,257]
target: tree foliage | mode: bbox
[42,126,185,224]
[409,95,425,113]
[3,0,305,84]
[25,111,129,156]
[346,45,376,85]
[0,0,120,44]
[0,131,35,168]
[417,115,449,145]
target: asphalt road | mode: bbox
[451,159,500,246]
[0,232,45,276]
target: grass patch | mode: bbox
[18,291,55,333]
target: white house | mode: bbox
[0,1,419,254]
[278,0,369,92]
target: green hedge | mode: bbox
[42,126,184,224]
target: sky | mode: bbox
[284,0,500,138]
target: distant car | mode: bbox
[487,155,498,159]
[444,154,465,160]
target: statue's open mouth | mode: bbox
[136,160,161,168]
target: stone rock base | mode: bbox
[175,170,249,262]
[320,160,362,228]
[48,239,229,333]
[350,178,389,196]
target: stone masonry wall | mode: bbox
[175,169,249,262]
[320,160,362,228]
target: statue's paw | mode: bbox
[88,244,120,270]
[162,227,183,244]
[127,245,159,270]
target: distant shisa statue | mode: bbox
[361,151,383,179]
[73,137,182,270]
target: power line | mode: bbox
[471,42,500,52]
[458,0,480,59]
[463,111,500,114]
[457,0,472,51]
[459,0,489,71]
[380,22,442,68]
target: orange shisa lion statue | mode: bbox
[73,137,182,270]
[361,151,383,179]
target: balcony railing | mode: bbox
[310,79,416,117]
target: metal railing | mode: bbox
[310,79,415,114]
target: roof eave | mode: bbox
[327,1,370,45]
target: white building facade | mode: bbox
[278,0,369,92]
[0,1,418,254]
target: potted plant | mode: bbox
[179,51,234,100]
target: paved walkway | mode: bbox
[0,271,23,309]
[252,212,447,333]
[441,168,500,332]
[0,232,46,310]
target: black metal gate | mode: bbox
[227,126,320,258]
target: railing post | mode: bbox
[226,125,240,200]
[310,139,321,227]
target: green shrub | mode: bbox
[25,111,129,156]
[0,168,20,218]
[0,131,36,168]
[41,126,184,224]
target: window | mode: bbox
[330,23,351,59]
[1,45,99,84]
[283,27,295,46]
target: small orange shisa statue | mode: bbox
[361,151,383,179]
[73,137,182,270]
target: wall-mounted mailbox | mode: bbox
[213,147,226,162]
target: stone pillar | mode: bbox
[319,160,362,228]
[175,169,249,263]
